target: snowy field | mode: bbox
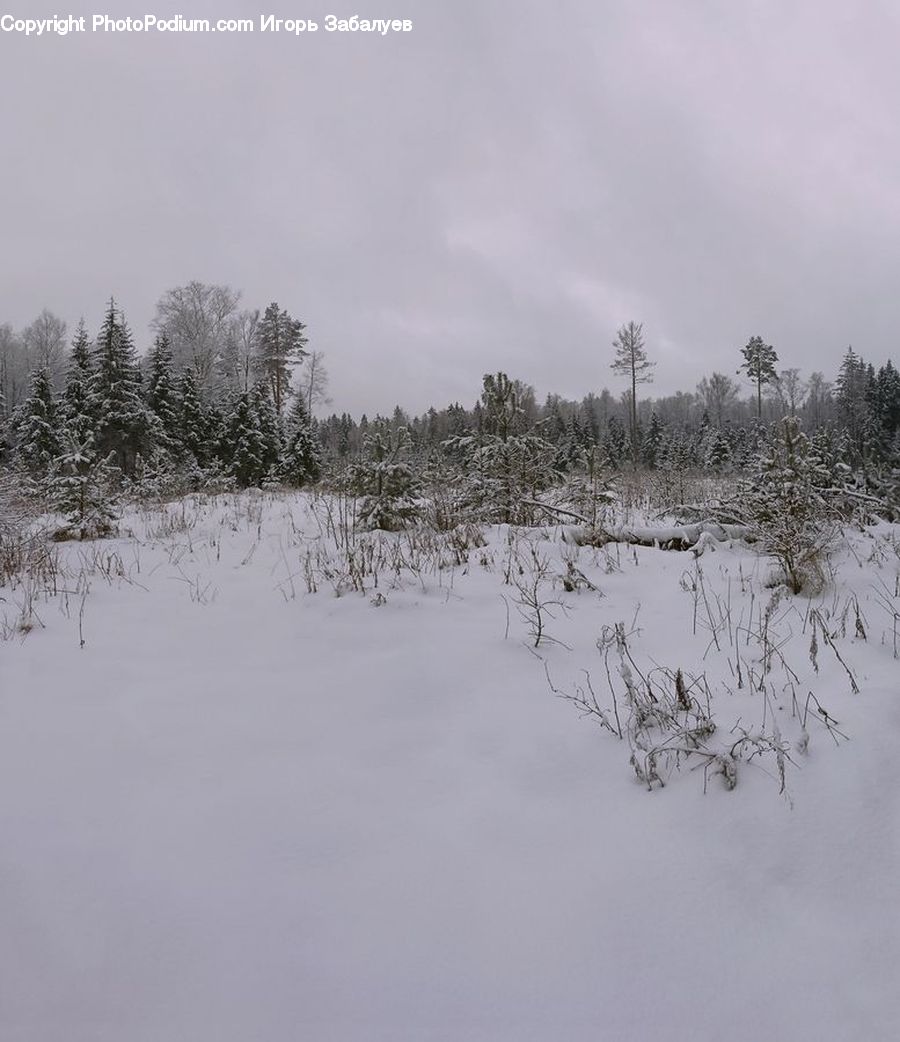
[2,491,899,1041]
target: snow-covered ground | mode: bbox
[2,492,899,1041]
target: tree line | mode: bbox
[318,327,900,477]
[1,290,898,533]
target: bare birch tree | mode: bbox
[297,349,332,415]
[771,368,807,417]
[697,372,739,427]
[22,309,67,389]
[220,308,260,393]
[152,281,240,392]
[0,323,30,417]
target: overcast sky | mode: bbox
[2,0,899,415]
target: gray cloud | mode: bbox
[2,0,899,414]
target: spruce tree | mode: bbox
[702,426,732,473]
[834,347,874,465]
[641,413,664,468]
[145,332,182,450]
[337,413,354,457]
[222,390,269,487]
[177,366,210,466]
[543,396,568,446]
[91,299,148,475]
[63,319,96,445]
[604,416,627,467]
[282,393,322,486]
[250,381,283,480]
[872,360,900,442]
[206,401,226,468]
[660,428,693,478]
[14,367,62,475]
[44,435,117,540]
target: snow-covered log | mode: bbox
[564,520,754,552]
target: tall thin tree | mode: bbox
[610,321,654,466]
[739,335,778,420]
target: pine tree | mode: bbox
[567,444,615,527]
[255,302,308,415]
[457,373,557,523]
[611,321,655,467]
[91,299,148,475]
[350,424,420,530]
[14,367,62,475]
[739,335,778,420]
[481,372,525,442]
[282,393,322,486]
[742,418,834,593]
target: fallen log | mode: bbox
[565,520,755,552]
